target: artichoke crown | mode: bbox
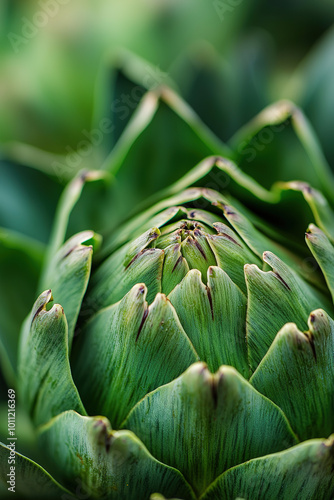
[16,149,334,499]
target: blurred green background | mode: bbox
[0,0,334,391]
[1,0,334,160]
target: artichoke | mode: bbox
[2,122,334,500]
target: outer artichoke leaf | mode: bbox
[306,224,334,301]
[245,251,333,370]
[100,88,229,231]
[19,290,86,427]
[123,362,298,497]
[200,435,334,500]
[153,155,278,207]
[73,284,198,428]
[278,181,334,241]
[101,90,159,177]
[0,228,44,383]
[286,26,334,168]
[90,48,167,157]
[38,411,195,500]
[230,100,334,200]
[170,37,269,146]
[40,169,108,289]
[40,231,100,349]
[207,222,261,294]
[168,268,249,377]
[0,442,74,499]
[250,309,334,440]
[88,231,164,310]
[291,88,334,197]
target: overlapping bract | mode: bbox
[9,145,334,499]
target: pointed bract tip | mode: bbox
[134,283,147,297]
[92,417,112,452]
[307,309,327,331]
[32,289,53,323]
[244,263,259,274]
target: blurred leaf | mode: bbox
[230,100,334,200]
[101,88,231,222]
[170,32,273,142]
[0,229,44,383]
[285,26,334,167]
[0,443,73,499]
[0,158,62,243]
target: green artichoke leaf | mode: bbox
[286,26,334,168]
[0,228,44,384]
[207,222,261,294]
[170,36,270,145]
[245,251,333,370]
[230,100,334,200]
[40,231,101,349]
[168,268,249,377]
[19,290,86,427]
[306,224,334,301]
[103,86,231,176]
[88,228,164,309]
[123,362,298,497]
[0,442,74,499]
[92,48,174,156]
[250,309,334,440]
[201,435,334,500]
[73,284,198,428]
[99,88,231,231]
[40,169,108,289]
[38,411,195,500]
[278,181,334,242]
[153,155,278,206]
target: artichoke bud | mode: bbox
[17,176,334,499]
[87,208,248,316]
